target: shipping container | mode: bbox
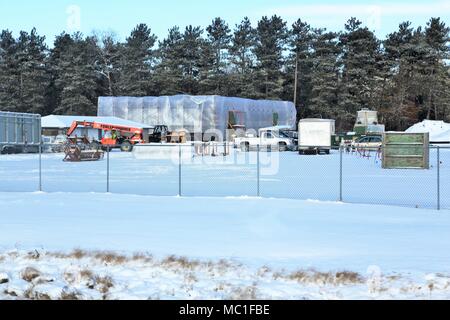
[0,111,41,154]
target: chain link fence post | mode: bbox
[437,146,440,211]
[257,144,260,197]
[107,146,110,193]
[339,145,343,202]
[179,144,182,197]
[39,141,42,192]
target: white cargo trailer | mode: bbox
[0,111,41,154]
[298,119,335,155]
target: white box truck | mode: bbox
[298,119,335,155]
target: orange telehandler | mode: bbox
[67,120,145,152]
[64,120,145,162]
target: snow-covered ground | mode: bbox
[0,147,448,209]
[1,148,449,299]
[1,193,450,299]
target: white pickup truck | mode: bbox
[234,126,295,152]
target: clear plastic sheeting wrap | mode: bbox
[98,95,297,138]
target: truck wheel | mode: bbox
[325,149,330,155]
[120,141,133,152]
[90,141,100,150]
[278,142,287,152]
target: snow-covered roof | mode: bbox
[406,120,450,143]
[42,115,153,129]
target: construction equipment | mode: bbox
[63,137,104,162]
[148,125,187,144]
[67,120,145,152]
[148,125,169,143]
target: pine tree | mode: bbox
[117,24,157,96]
[338,18,382,129]
[204,17,231,94]
[15,29,49,114]
[382,22,418,129]
[424,18,450,120]
[154,26,184,95]
[50,33,99,115]
[308,30,340,123]
[253,15,288,99]
[0,29,49,114]
[287,19,314,117]
[0,30,20,112]
[179,25,206,95]
[228,17,256,98]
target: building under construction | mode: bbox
[98,95,297,141]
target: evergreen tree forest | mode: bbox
[0,16,449,131]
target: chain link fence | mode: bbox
[0,143,448,210]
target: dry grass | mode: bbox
[7,251,19,259]
[26,250,41,260]
[94,252,127,265]
[132,253,153,263]
[24,286,52,300]
[71,249,88,260]
[21,267,41,282]
[48,249,88,260]
[3,289,18,297]
[286,269,364,285]
[184,272,198,284]
[228,284,259,300]
[63,271,76,284]
[49,250,137,266]
[161,255,201,270]
[32,250,239,273]
[94,275,114,294]
[60,290,81,300]
[79,269,94,279]
[257,266,272,277]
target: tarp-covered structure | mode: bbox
[98,96,297,139]
[406,120,450,143]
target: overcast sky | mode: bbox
[1,0,449,45]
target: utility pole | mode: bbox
[293,51,299,108]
